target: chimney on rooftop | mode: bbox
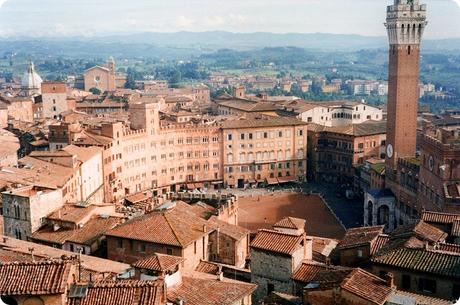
[203,224,207,233]
[217,265,223,281]
[384,273,395,288]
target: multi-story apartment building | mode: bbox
[49,99,308,201]
[308,121,386,184]
[222,117,308,188]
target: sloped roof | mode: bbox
[167,275,256,305]
[208,216,250,241]
[391,220,447,244]
[421,211,460,224]
[273,217,306,231]
[337,226,384,250]
[292,260,350,283]
[132,253,185,272]
[195,261,220,275]
[251,229,305,256]
[68,280,165,305]
[217,99,277,112]
[31,217,120,246]
[372,247,460,279]
[0,260,72,296]
[340,268,393,305]
[106,201,210,247]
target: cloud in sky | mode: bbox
[0,0,459,38]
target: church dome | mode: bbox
[21,61,43,89]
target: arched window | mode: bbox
[248,153,254,162]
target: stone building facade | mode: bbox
[2,186,62,240]
[41,81,69,119]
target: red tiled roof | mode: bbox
[372,247,460,278]
[68,280,165,305]
[31,217,120,246]
[0,260,73,295]
[337,226,384,250]
[370,234,390,255]
[292,260,352,284]
[273,217,306,230]
[435,243,460,254]
[340,268,393,305]
[106,201,210,247]
[195,261,220,275]
[208,216,250,241]
[451,219,460,237]
[391,220,447,244]
[132,253,184,272]
[291,261,328,283]
[251,229,305,256]
[421,211,460,224]
[167,276,256,305]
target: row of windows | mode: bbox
[227,149,304,163]
[225,161,304,173]
[227,129,303,141]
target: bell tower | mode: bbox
[385,0,427,171]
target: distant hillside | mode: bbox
[0,32,459,60]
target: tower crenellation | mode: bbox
[385,0,427,46]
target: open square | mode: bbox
[238,192,346,239]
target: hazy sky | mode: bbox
[0,0,459,38]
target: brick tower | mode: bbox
[385,0,427,171]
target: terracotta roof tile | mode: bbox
[451,219,460,237]
[31,217,121,246]
[0,235,130,277]
[68,280,165,305]
[167,276,256,305]
[106,201,210,247]
[391,220,447,244]
[132,253,184,272]
[372,247,460,278]
[337,226,384,250]
[208,216,250,241]
[251,229,305,256]
[340,268,393,305]
[435,243,460,254]
[47,204,98,224]
[273,217,306,230]
[195,261,220,275]
[370,234,390,255]
[292,261,333,283]
[421,211,460,224]
[0,260,73,295]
